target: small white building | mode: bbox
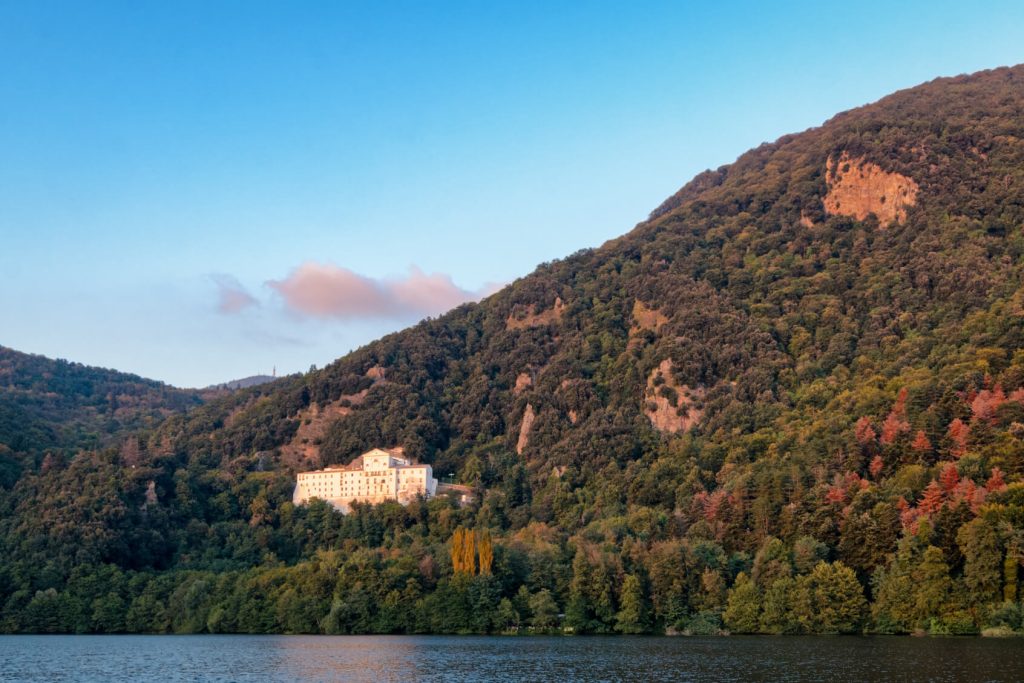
[293,447,438,512]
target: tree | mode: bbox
[1004,545,1019,603]
[477,530,494,575]
[752,537,791,589]
[723,572,761,633]
[869,455,884,479]
[919,481,944,515]
[987,467,1007,492]
[809,561,866,634]
[22,589,63,633]
[528,589,559,631]
[91,592,126,633]
[855,417,877,447]
[880,412,909,446]
[957,518,1002,607]
[125,594,169,633]
[947,419,969,458]
[614,574,651,634]
[913,546,953,627]
[450,527,477,575]
[939,463,959,494]
[911,430,932,454]
[793,536,828,575]
[495,597,519,632]
[760,576,798,634]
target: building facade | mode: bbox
[293,447,438,512]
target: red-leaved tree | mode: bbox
[869,454,885,479]
[939,462,959,494]
[855,416,877,447]
[911,430,932,453]
[918,480,944,515]
[947,418,969,458]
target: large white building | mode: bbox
[293,447,438,512]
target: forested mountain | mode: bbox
[0,346,202,488]
[3,66,1024,636]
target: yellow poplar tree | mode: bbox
[477,530,494,575]
[451,527,478,575]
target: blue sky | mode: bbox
[2,1,1023,387]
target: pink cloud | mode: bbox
[212,274,259,314]
[266,262,495,320]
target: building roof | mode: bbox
[298,447,430,476]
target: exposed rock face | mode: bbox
[643,359,704,434]
[513,372,533,395]
[632,300,668,332]
[144,480,158,507]
[516,403,536,454]
[280,401,353,466]
[823,152,919,225]
[280,366,386,466]
[629,300,669,346]
[506,297,565,330]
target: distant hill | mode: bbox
[205,375,278,391]
[2,66,1024,636]
[0,345,202,485]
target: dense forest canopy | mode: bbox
[3,66,1024,636]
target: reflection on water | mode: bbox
[2,634,1024,682]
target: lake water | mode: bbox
[1,634,1023,682]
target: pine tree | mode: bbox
[869,454,884,479]
[1004,545,1019,604]
[918,481,944,515]
[871,540,917,633]
[614,574,651,634]
[854,417,877,447]
[986,467,1006,492]
[880,412,909,445]
[913,546,953,628]
[939,463,959,494]
[911,430,932,454]
[957,518,1002,606]
[947,419,969,458]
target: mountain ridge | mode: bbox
[2,65,1024,636]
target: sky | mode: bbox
[2,1,1023,388]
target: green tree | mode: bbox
[614,574,650,634]
[125,594,169,633]
[91,592,126,633]
[957,518,1003,607]
[528,589,559,631]
[752,537,792,589]
[809,561,866,634]
[914,546,953,630]
[724,572,761,633]
[495,597,520,632]
[760,576,799,634]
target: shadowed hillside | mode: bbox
[0,346,202,487]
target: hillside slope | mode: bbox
[0,346,202,486]
[3,66,1024,636]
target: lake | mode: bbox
[1,634,1023,682]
